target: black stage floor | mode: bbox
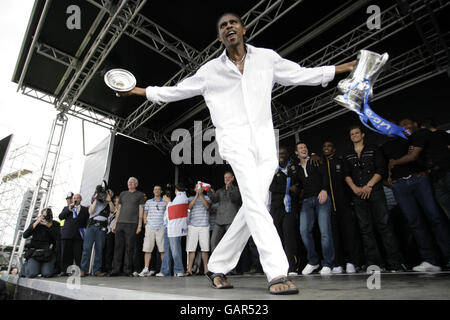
[4,271,450,300]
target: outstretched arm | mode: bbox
[272,50,355,87]
[117,67,206,104]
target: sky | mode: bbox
[0,1,110,245]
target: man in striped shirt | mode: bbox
[185,184,212,276]
[139,185,166,277]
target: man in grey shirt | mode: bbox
[208,171,242,252]
[110,177,145,276]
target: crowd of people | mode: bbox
[18,116,450,280]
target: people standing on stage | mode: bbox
[343,125,405,272]
[293,142,335,275]
[384,118,450,270]
[389,118,450,221]
[207,171,241,253]
[119,11,355,294]
[268,146,300,275]
[103,195,119,274]
[322,141,362,274]
[110,177,145,277]
[139,186,166,277]
[58,193,88,275]
[22,208,60,278]
[185,183,212,276]
[157,184,188,277]
[80,189,114,277]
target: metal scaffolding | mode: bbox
[0,143,41,247]
[16,0,450,155]
[7,113,68,272]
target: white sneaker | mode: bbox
[302,264,320,275]
[332,266,343,274]
[346,263,357,274]
[132,271,139,277]
[138,268,149,277]
[148,270,156,276]
[288,272,298,276]
[155,272,166,277]
[320,267,332,275]
[412,261,441,272]
[175,273,185,277]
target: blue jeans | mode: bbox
[160,228,184,275]
[23,256,56,278]
[433,171,450,220]
[393,175,450,264]
[80,225,106,274]
[300,197,334,267]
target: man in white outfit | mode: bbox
[121,12,355,294]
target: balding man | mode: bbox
[110,177,145,276]
[58,193,89,275]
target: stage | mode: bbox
[3,271,450,300]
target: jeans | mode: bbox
[299,197,334,267]
[392,175,450,264]
[81,225,106,274]
[433,171,450,220]
[160,228,184,275]
[353,188,404,268]
[23,256,56,278]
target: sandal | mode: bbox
[205,271,234,289]
[184,271,193,277]
[268,276,299,295]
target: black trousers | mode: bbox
[331,201,363,267]
[112,223,137,274]
[102,232,115,273]
[61,239,83,272]
[133,230,145,272]
[271,207,300,273]
[353,189,404,269]
[54,240,62,274]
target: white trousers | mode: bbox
[208,125,289,282]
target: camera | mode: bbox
[44,208,53,222]
[95,180,109,202]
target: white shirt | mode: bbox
[146,44,335,131]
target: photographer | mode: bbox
[80,186,114,277]
[22,208,61,278]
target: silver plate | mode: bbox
[104,68,136,92]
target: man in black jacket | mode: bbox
[58,193,89,275]
[322,141,362,274]
[22,208,60,278]
[343,125,404,272]
[389,118,450,220]
[294,142,334,275]
[269,146,301,275]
